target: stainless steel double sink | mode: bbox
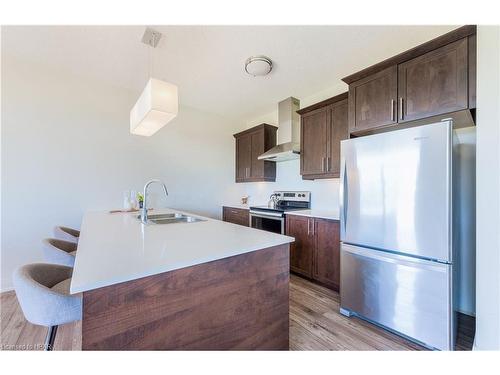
[137,212,205,225]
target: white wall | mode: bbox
[454,127,476,316]
[1,56,241,291]
[474,25,500,350]
[231,82,348,210]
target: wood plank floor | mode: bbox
[0,290,81,351]
[290,274,474,350]
[0,274,475,351]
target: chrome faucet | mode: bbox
[141,179,169,224]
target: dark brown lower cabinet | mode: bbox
[286,215,314,278]
[222,206,249,227]
[286,214,340,290]
[313,218,340,290]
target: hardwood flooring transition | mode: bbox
[0,274,474,351]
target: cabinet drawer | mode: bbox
[222,207,249,227]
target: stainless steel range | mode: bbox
[249,191,311,234]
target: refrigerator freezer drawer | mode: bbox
[340,244,453,350]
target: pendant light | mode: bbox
[130,28,178,136]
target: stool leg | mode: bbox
[44,325,58,351]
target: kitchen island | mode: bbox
[71,209,294,350]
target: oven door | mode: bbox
[250,211,285,234]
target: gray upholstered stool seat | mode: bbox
[53,226,80,243]
[42,238,77,267]
[12,263,82,350]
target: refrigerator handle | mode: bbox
[342,244,449,271]
[339,158,348,239]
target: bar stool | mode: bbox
[12,263,82,350]
[42,238,77,267]
[53,226,80,244]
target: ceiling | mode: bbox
[2,25,458,121]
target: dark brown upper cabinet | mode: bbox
[343,25,476,137]
[348,66,398,134]
[298,93,349,180]
[235,133,252,181]
[398,37,468,123]
[328,99,349,177]
[300,107,328,177]
[233,123,277,183]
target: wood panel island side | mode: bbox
[70,209,293,350]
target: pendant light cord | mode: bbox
[149,33,155,79]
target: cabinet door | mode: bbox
[222,207,249,227]
[348,66,398,134]
[313,219,340,290]
[398,38,468,122]
[286,215,314,278]
[300,107,328,177]
[327,100,348,177]
[250,130,264,179]
[236,133,251,181]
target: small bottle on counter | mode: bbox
[123,190,132,210]
[130,190,138,210]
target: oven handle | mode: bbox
[249,210,284,219]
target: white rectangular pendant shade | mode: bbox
[130,78,178,136]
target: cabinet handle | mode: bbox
[327,157,331,172]
[391,99,395,122]
[399,97,404,121]
[322,157,326,172]
[307,219,314,236]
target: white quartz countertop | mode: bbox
[222,204,250,210]
[70,209,294,294]
[285,209,340,221]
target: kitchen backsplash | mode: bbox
[227,158,340,210]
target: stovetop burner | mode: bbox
[249,191,311,214]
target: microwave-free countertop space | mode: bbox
[72,209,293,350]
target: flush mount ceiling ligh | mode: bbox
[130,28,179,137]
[244,55,273,77]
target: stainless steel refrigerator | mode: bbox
[339,120,474,350]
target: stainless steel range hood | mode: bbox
[258,97,300,162]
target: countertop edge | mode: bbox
[285,210,340,221]
[222,204,250,210]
